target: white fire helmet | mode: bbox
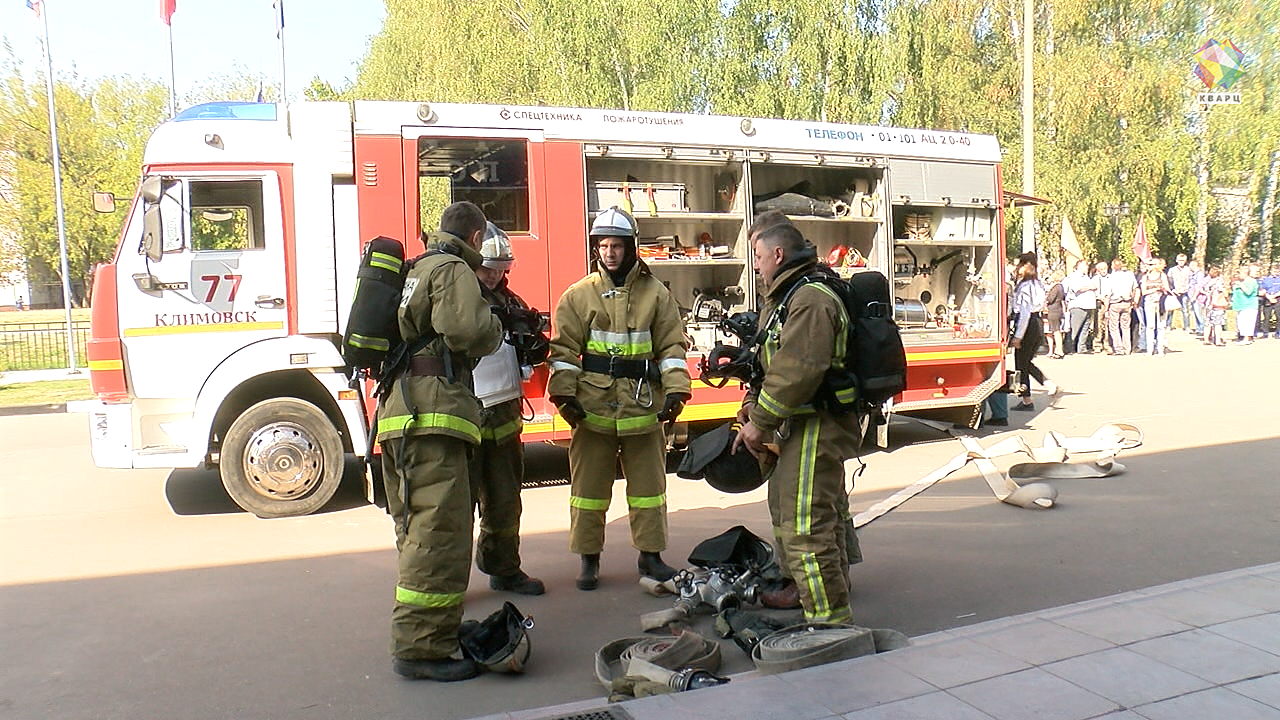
[589,206,639,242]
[480,222,515,271]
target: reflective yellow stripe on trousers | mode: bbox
[795,418,832,620]
[570,496,611,511]
[395,586,464,608]
[627,493,666,509]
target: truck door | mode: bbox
[121,173,288,399]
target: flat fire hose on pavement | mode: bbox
[596,632,728,700]
[750,623,911,674]
[854,422,1143,527]
[595,632,723,690]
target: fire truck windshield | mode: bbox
[173,102,277,122]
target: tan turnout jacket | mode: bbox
[747,258,850,433]
[548,260,691,435]
[376,231,503,445]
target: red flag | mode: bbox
[1131,214,1151,261]
[26,0,41,17]
[160,0,176,25]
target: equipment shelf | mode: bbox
[645,258,745,267]
[790,215,882,224]
[895,238,993,246]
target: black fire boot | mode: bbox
[576,553,600,591]
[392,656,480,682]
[637,551,677,582]
[489,570,546,596]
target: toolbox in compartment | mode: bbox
[591,181,688,215]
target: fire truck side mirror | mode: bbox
[142,203,163,262]
[139,176,166,262]
[92,192,117,213]
[140,176,163,203]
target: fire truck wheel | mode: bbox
[220,397,344,518]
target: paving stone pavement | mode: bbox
[497,562,1280,720]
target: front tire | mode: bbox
[220,398,344,518]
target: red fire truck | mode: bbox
[87,100,1014,517]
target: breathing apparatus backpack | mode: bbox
[775,266,907,416]
[341,237,450,384]
[342,237,409,382]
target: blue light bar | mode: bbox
[173,102,278,122]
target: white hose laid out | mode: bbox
[750,622,911,674]
[853,423,1143,526]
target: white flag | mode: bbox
[1060,215,1083,262]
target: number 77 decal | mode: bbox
[201,274,244,303]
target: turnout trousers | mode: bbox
[768,414,856,624]
[469,432,525,578]
[567,427,667,555]
[381,434,473,661]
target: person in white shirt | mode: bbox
[1103,259,1139,355]
[1063,260,1098,354]
[1009,253,1061,411]
[1166,253,1193,332]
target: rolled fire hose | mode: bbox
[595,632,722,690]
[853,423,1143,527]
[750,623,911,675]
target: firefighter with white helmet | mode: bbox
[470,222,547,597]
[547,206,691,590]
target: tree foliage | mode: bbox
[352,0,1278,268]
[0,53,167,304]
[3,0,1278,299]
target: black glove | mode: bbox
[551,396,586,428]
[657,394,687,422]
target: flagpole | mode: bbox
[38,2,78,374]
[167,20,177,116]
[276,0,287,103]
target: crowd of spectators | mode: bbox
[972,251,1274,427]
[1041,255,1280,355]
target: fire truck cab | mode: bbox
[87,100,1010,518]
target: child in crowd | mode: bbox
[1206,267,1229,347]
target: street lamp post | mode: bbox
[1103,202,1131,261]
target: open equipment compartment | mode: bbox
[584,146,751,354]
[887,159,1001,344]
[745,153,887,285]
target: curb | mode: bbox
[0,400,93,418]
[0,402,68,417]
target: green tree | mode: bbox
[303,76,344,101]
[0,56,167,304]
[353,0,718,111]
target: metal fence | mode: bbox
[0,321,91,371]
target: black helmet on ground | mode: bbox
[677,422,764,494]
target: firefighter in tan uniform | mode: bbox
[377,202,503,682]
[548,207,692,591]
[733,221,860,623]
[470,222,547,596]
